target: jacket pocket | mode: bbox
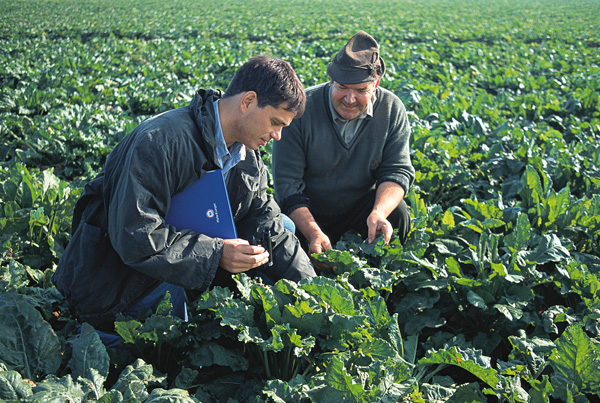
[53,221,111,306]
[80,222,105,245]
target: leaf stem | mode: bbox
[301,356,314,378]
[263,350,271,378]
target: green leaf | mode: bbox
[67,322,110,380]
[155,291,174,316]
[281,299,324,335]
[0,260,29,292]
[323,313,370,350]
[300,277,356,315]
[215,299,256,330]
[27,374,86,402]
[97,389,124,402]
[505,213,532,253]
[526,375,554,403]
[377,313,404,356]
[324,356,366,401]
[188,341,248,371]
[542,306,577,335]
[358,338,398,362]
[418,346,500,388]
[114,316,143,344]
[139,314,183,344]
[433,238,467,256]
[76,368,109,401]
[171,367,199,391]
[402,252,440,278]
[252,285,282,328]
[447,384,488,402]
[0,370,33,400]
[263,376,308,402]
[353,267,396,292]
[493,303,523,321]
[405,309,446,335]
[40,169,60,201]
[549,324,600,395]
[313,249,366,276]
[467,290,488,309]
[362,293,391,328]
[545,186,571,229]
[145,388,200,403]
[234,272,255,301]
[259,325,285,353]
[0,293,62,381]
[494,374,529,402]
[520,165,543,216]
[525,234,570,264]
[111,359,166,402]
[283,325,316,356]
[195,286,236,311]
[441,209,456,233]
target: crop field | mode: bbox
[1,0,600,401]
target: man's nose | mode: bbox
[271,129,282,141]
[344,90,356,103]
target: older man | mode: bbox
[272,31,415,257]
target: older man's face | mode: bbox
[330,80,378,120]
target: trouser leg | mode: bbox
[94,282,187,349]
[124,282,188,321]
[281,213,296,234]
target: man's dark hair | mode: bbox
[223,56,306,118]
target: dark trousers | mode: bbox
[307,189,411,246]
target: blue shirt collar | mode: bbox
[213,99,246,177]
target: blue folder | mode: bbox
[165,169,237,239]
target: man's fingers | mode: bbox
[368,221,392,244]
[382,223,393,244]
[367,227,376,244]
[223,251,269,273]
[227,253,269,272]
[309,233,332,255]
[220,239,270,273]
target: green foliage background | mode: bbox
[1,0,599,402]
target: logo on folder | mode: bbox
[165,170,237,239]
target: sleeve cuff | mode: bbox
[377,175,413,195]
[280,193,311,216]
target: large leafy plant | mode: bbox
[1,0,599,401]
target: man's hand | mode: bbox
[288,207,333,270]
[289,206,334,255]
[308,231,332,255]
[367,211,393,245]
[368,181,406,245]
[219,238,269,273]
[306,230,333,270]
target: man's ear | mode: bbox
[240,91,257,112]
[374,79,380,90]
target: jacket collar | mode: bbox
[190,88,224,164]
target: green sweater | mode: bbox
[273,82,415,218]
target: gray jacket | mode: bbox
[53,89,315,326]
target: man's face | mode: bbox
[239,102,296,150]
[330,80,378,121]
